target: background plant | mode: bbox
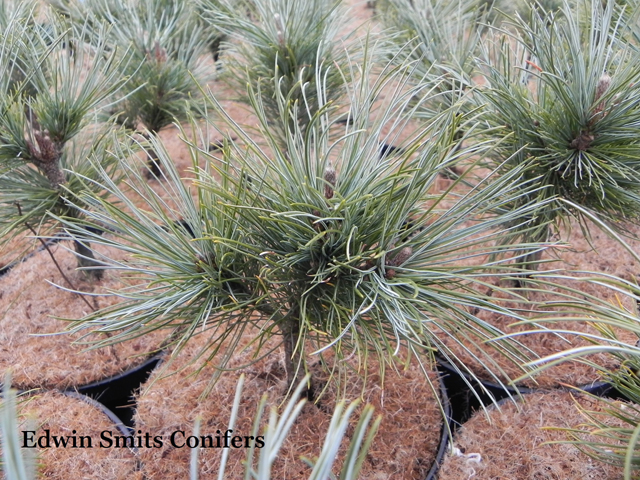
[0,0,55,100]
[200,0,352,145]
[474,0,640,269]
[377,0,488,125]
[509,276,640,480]
[190,375,380,480]
[0,377,37,480]
[55,0,216,177]
[0,375,379,480]
[564,392,640,480]
[0,5,132,278]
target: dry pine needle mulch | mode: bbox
[134,327,445,480]
[438,390,625,480]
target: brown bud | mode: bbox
[26,128,64,188]
[392,246,413,266]
[324,167,336,199]
[594,73,611,116]
[156,41,167,62]
[147,41,167,63]
[386,246,413,268]
[38,132,58,163]
[595,74,611,103]
[570,131,594,151]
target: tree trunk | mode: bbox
[73,239,103,280]
[145,146,162,178]
[522,223,549,269]
[280,313,310,399]
[40,160,66,190]
[142,132,162,179]
[514,223,549,288]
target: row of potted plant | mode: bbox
[2,0,640,477]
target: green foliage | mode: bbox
[57,45,572,404]
[56,0,215,135]
[0,375,378,480]
[513,277,640,479]
[0,376,37,480]
[565,394,640,480]
[63,0,218,177]
[190,375,380,480]
[491,0,568,26]
[0,7,132,275]
[377,0,488,121]
[201,0,350,144]
[476,0,640,262]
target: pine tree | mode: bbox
[0,4,132,279]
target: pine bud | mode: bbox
[569,131,594,151]
[153,41,167,63]
[27,129,64,188]
[595,74,611,103]
[387,246,413,267]
[274,13,285,45]
[594,73,611,115]
[29,129,59,164]
[393,246,413,266]
[324,167,336,199]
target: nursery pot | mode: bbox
[424,373,453,480]
[62,390,132,438]
[72,353,163,428]
[2,389,140,479]
[133,330,448,479]
[437,390,625,480]
[436,356,614,428]
[0,236,166,393]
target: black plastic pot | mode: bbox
[70,354,163,429]
[1,389,133,443]
[435,387,628,480]
[63,390,132,438]
[0,258,18,278]
[425,373,454,480]
[436,357,615,430]
[0,226,105,279]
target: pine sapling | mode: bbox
[475,0,640,272]
[80,0,214,178]
[56,45,582,406]
[0,5,132,279]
